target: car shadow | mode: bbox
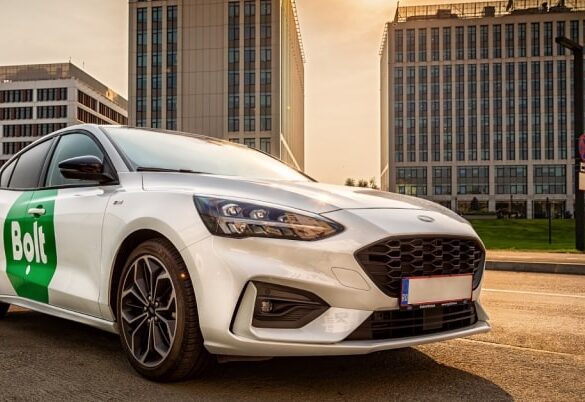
[1,309,512,401]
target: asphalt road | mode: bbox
[0,271,583,401]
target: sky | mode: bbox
[0,0,398,185]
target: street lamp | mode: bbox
[556,35,585,251]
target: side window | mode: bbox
[9,139,54,190]
[46,133,105,187]
[0,159,17,188]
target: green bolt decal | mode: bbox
[3,189,58,304]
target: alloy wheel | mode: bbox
[120,255,178,368]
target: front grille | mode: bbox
[355,236,485,298]
[346,303,477,341]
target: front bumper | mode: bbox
[180,208,490,356]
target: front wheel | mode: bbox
[0,302,9,319]
[117,238,212,382]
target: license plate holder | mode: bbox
[400,274,473,309]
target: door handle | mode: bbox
[27,207,46,217]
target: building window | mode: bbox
[260,47,272,62]
[457,167,489,195]
[531,22,540,57]
[244,48,255,64]
[395,30,403,62]
[468,26,476,59]
[244,1,255,17]
[37,105,67,119]
[260,117,271,131]
[228,48,240,65]
[396,167,427,196]
[493,24,501,58]
[433,167,452,196]
[480,25,488,59]
[557,21,566,55]
[544,21,552,56]
[443,27,451,60]
[37,88,67,102]
[260,0,271,16]
[243,137,256,148]
[418,28,426,62]
[571,20,579,42]
[260,137,271,153]
[228,2,239,18]
[456,26,464,60]
[496,166,527,194]
[534,165,566,194]
[244,71,255,86]
[406,29,415,62]
[505,24,514,58]
[244,116,255,131]
[260,70,271,86]
[261,24,271,40]
[244,24,255,41]
[431,28,439,61]
[228,117,239,132]
[518,23,526,57]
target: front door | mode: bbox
[38,132,118,318]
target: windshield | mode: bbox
[104,127,310,181]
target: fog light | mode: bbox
[252,282,329,329]
[260,299,273,313]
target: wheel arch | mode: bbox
[108,229,183,321]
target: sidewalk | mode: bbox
[486,250,585,275]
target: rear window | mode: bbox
[9,139,53,189]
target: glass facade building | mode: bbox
[380,1,585,218]
[129,0,305,170]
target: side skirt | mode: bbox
[0,295,118,334]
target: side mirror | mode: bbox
[58,155,115,183]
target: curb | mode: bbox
[486,260,585,275]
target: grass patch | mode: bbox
[469,219,577,252]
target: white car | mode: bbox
[0,125,490,381]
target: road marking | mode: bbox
[454,338,582,358]
[483,288,585,299]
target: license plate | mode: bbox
[400,274,473,309]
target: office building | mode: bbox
[128,0,305,170]
[380,0,585,218]
[0,62,128,166]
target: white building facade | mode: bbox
[0,63,127,166]
[381,1,585,218]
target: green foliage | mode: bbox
[345,177,379,189]
[357,179,369,188]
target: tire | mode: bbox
[117,238,213,382]
[0,302,9,319]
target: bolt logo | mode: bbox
[3,190,57,303]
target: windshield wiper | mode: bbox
[136,167,210,175]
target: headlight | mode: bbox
[193,196,344,241]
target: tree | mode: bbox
[369,177,379,190]
[470,196,480,212]
[344,178,356,187]
[357,179,369,188]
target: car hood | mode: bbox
[141,173,464,221]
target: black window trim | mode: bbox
[0,158,18,189]
[39,129,120,190]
